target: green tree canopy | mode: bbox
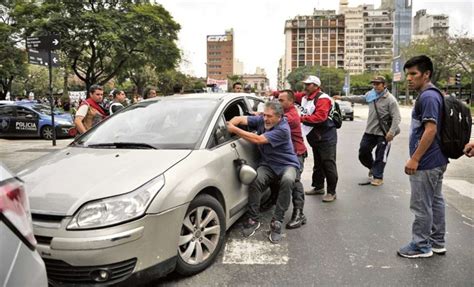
[13,1,181,91]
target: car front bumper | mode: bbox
[33,204,187,285]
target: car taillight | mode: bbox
[68,127,77,137]
[0,179,37,250]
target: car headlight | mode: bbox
[67,175,165,230]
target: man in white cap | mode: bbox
[297,75,339,202]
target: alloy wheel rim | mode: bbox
[178,206,220,265]
[43,127,53,139]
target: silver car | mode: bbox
[0,164,48,287]
[19,93,264,285]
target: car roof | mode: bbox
[143,92,260,103]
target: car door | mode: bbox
[14,107,40,137]
[206,99,260,223]
[0,106,16,136]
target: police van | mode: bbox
[0,101,76,139]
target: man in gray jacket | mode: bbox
[334,76,401,186]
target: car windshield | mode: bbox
[74,98,219,149]
[30,104,60,115]
[338,101,351,107]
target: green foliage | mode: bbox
[286,65,345,95]
[401,35,474,86]
[13,1,181,91]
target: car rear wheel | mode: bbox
[175,194,225,276]
[41,125,54,140]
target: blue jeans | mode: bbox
[409,165,447,249]
[247,165,297,222]
[359,133,391,179]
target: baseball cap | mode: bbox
[302,75,321,86]
[370,76,386,84]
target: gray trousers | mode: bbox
[247,165,297,222]
[409,165,447,249]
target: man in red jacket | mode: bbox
[297,75,338,202]
[278,90,308,228]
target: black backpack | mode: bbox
[329,100,343,129]
[418,88,472,159]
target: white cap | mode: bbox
[302,75,321,86]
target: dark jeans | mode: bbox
[267,154,306,210]
[293,154,306,210]
[358,133,391,179]
[311,143,338,195]
[248,165,297,222]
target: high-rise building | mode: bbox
[382,0,412,57]
[363,8,393,71]
[342,5,371,74]
[206,29,234,80]
[283,10,345,80]
[234,59,244,75]
[413,9,449,37]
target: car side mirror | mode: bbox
[234,159,257,185]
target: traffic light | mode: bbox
[455,73,461,86]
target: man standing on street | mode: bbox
[398,55,449,258]
[278,90,307,229]
[298,75,338,202]
[227,101,300,243]
[334,76,401,186]
[74,85,107,134]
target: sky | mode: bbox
[156,0,473,88]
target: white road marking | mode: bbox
[462,221,474,228]
[222,239,289,265]
[443,179,474,199]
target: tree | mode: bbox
[286,65,345,95]
[401,35,474,85]
[0,2,28,100]
[13,1,181,91]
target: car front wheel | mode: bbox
[41,125,54,140]
[175,194,225,276]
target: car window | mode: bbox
[223,100,248,122]
[75,98,219,149]
[0,106,15,117]
[208,116,232,148]
[247,97,265,113]
[16,107,36,118]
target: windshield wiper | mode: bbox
[86,142,157,149]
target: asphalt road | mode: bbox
[1,104,473,286]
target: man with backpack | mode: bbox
[298,75,339,202]
[334,76,401,186]
[398,55,449,258]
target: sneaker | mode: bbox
[432,245,447,255]
[268,220,283,243]
[286,209,307,229]
[368,170,373,179]
[322,193,337,202]
[305,187,325,195]
[397,242,433,258]
[370,178,384,186]
[242,218,260,238]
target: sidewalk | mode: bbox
[0,138,72,172]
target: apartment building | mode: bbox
[206,29,234,80]
[413,9,449,37]
[283,10,345,80]
[341,4,370,74]
[363,8,393,72]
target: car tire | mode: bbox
[41,125,54,140]
[350,117,354,121]
[175,194,225,276]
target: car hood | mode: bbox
[19,147,191,216]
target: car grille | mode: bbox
[44,258,137,284]
[32,213,64,223]
[35,235,52,245]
